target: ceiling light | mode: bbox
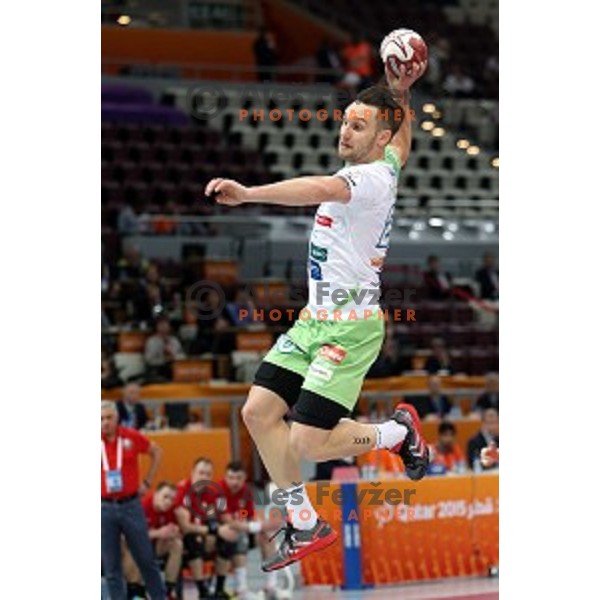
[423,103,436,114]
[421,121,435,131]
[432,127,445,137]
[466,146,480,155]
[456,139,469,149]
[442,231,454,240]
[491,157,499,168]
[429,217,444,227]
[117,15,132,25]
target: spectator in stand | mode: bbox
[423,32,451,93]
[253,28,278,82]
[102,350,124,390]
[341,33,375,91]
[118,203,139,235]
[178,304,199,355]
[423,255,452,300]
[174,457,240,599]
[101,400,165,600]
[368,335,405,378]
[484,55,499,96]
[226,287,257,327]
[117,382,149,430]
[117,245,149,281]
[192,289,235,355]
[467,408,499,470]
[409,375,454,420]
[431,422,466,473]
[316,38,343,84]
[214,461,284,599]
[443,65,476,98]
[144,316,186,382]
[475,372,500,413]
[134,263,168,324]
[475,253,499,300]
[425,337,454,375]
[124,482,182,599]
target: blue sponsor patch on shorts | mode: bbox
[309,259,323,280]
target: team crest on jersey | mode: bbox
[318,344,347,365]
[276,334,296,354]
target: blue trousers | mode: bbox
[101,496,165,600]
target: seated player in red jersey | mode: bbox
[215,461,286,599]
[123,482,182,599]
[173,457,238,599]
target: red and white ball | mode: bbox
[380,28,428,79]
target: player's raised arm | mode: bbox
[204,175,350,207]
[384,61,426,167]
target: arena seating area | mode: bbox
[102,82,499,224]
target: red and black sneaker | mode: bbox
[261,519,338,572]
[390,403,430,480]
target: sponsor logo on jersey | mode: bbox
[309,259,323,281]
[316,214,333,228]
[308,363,333,382]
[318,344,347,365]
[310,243,328,262]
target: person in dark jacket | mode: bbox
[408,376,453,419]
[117,382,149,430]
[475,372,499,413]
[423,255,452,300]
[467,408,499,470]
[474,253,499,300]
[424,337,454,375]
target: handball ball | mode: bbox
[380,28,428,79]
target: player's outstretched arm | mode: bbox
[385,60,426,167]
[204,175,350,207]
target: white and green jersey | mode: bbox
[306,147,400,319]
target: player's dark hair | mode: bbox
[226,460,246,473]
[156,480,177,492]
[438,422,456,436]
[355,85,404,136]
[193,456,213,468]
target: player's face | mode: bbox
[155,487,176,512]
[224,469,246,494]
[439,432,455,450]
[483,411,499,436]
[338,102,391,164]
[101,408,118,437]
[191,460,213,484]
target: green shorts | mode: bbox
[262,315,384,412]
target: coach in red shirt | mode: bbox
[101,400,165,600]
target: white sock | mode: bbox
[265,570,278,590]
[235,566,248,593]
[374,421,408,449]
[285,483,318,530]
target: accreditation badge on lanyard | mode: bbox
[102,438,124,493]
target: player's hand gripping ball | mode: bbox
[380,28,428,81]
